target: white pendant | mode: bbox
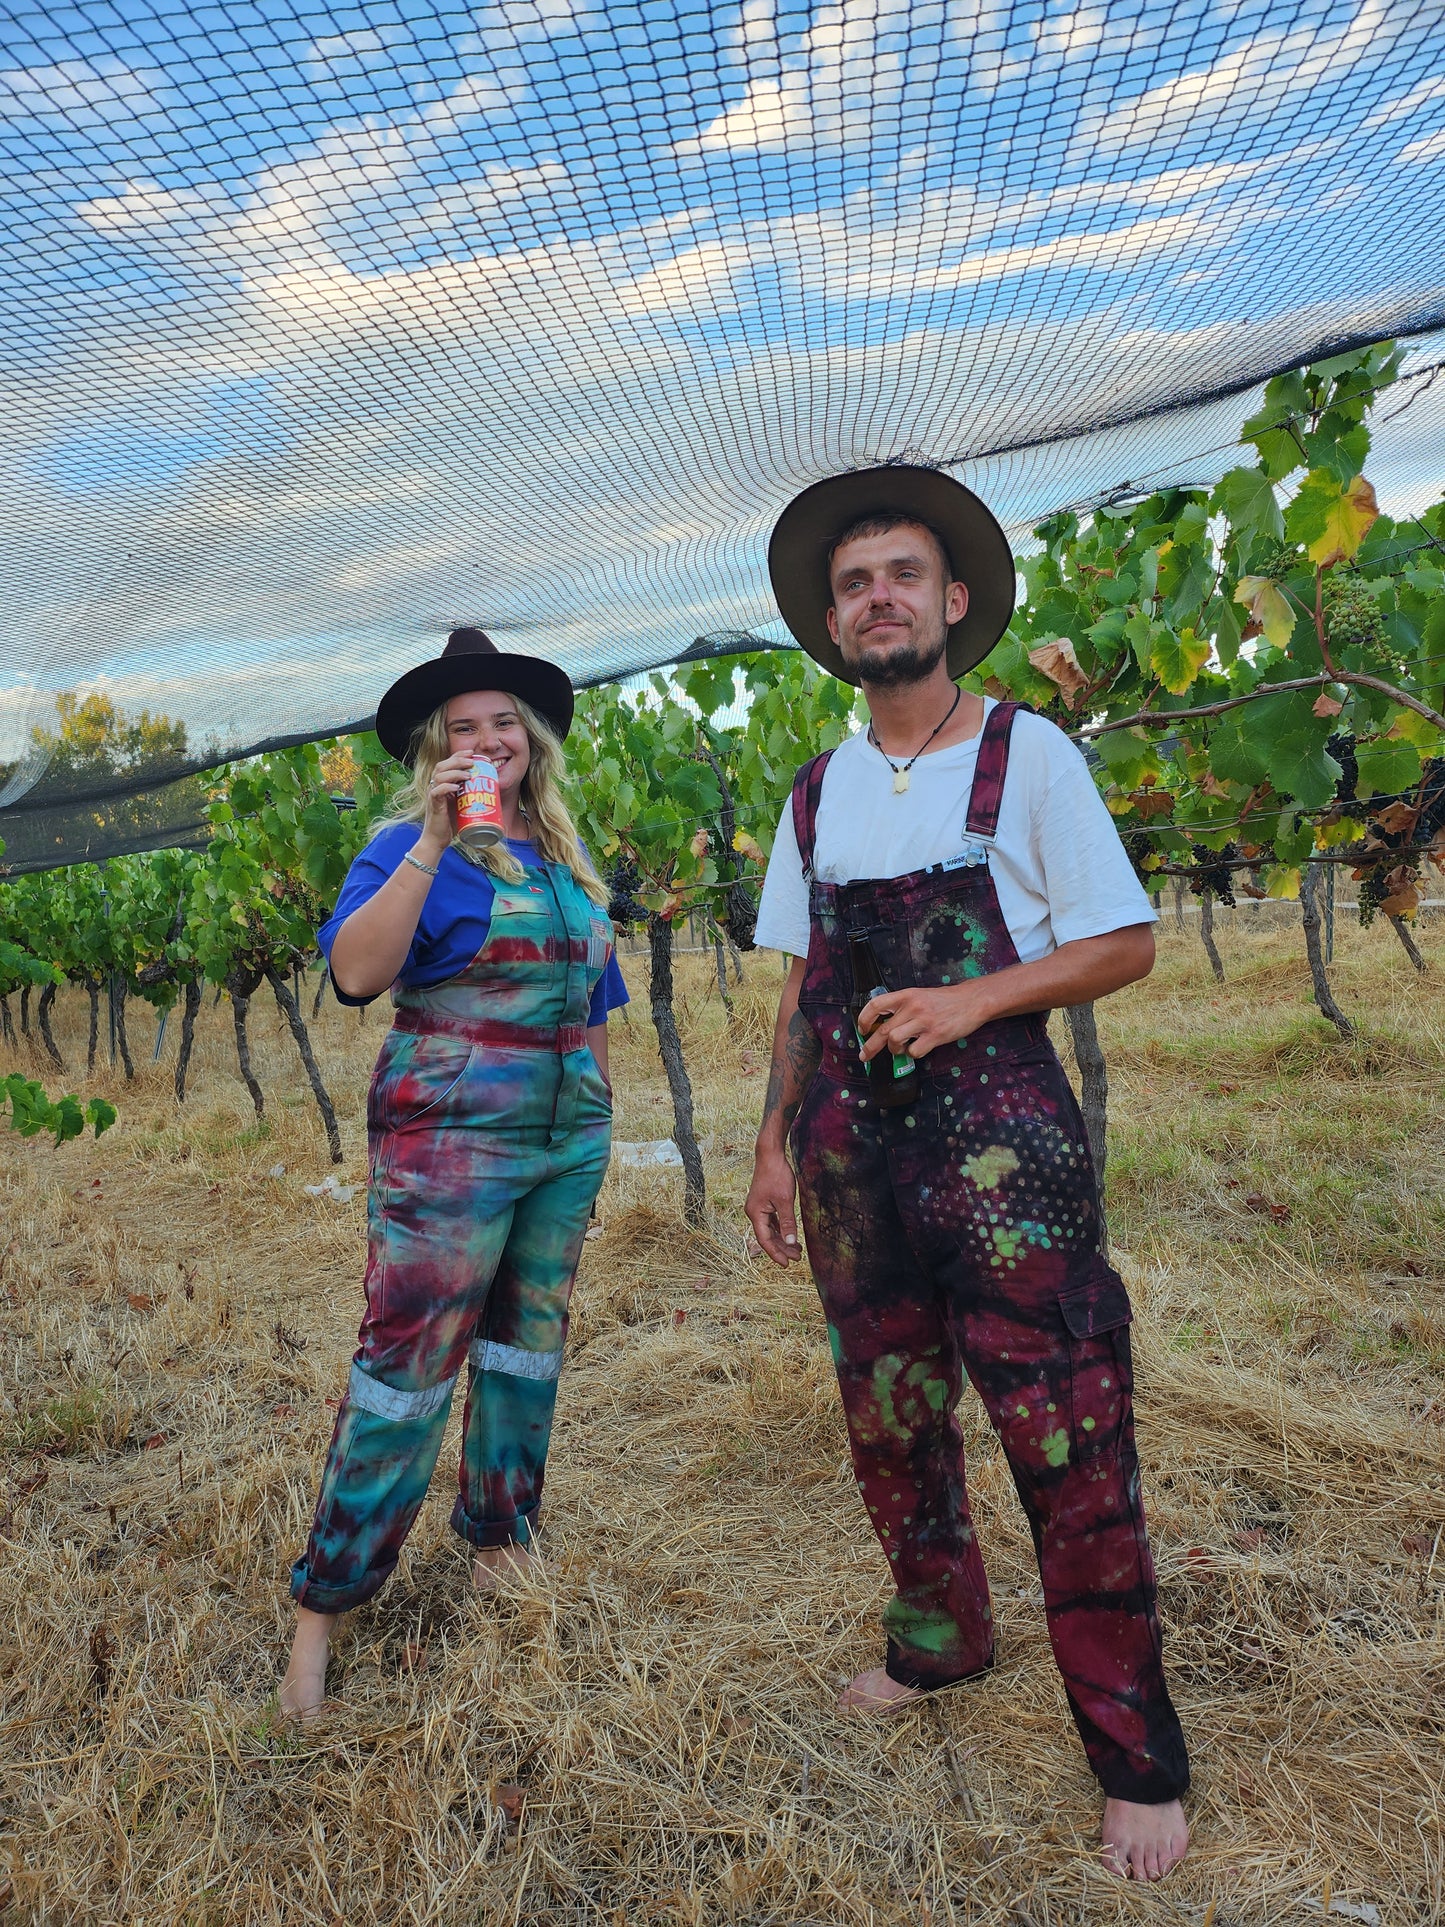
[893,767,910,794]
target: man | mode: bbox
[745,466,1189,1882]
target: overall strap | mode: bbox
[965,701,1027,840]
[790,748,835,878]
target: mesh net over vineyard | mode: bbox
[2,0,1444,868]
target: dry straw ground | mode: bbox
[1,908,1442,1926]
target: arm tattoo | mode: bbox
[761,1005,822,1135]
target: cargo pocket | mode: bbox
[1059,1257,1134,1462]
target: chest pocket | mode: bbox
[586,912,612,973]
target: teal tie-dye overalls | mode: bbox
[291,859,614,1613]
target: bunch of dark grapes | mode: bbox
[722,878,757,951]
[1355,759,1443,926]
[607,857,645,929]
[1189,841,1238,907]
[1420,757,1445,843]
[1119,829,1156,890]
[1356,864,1389,927]
[1327,731,1359,803]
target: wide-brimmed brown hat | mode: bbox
[375,628,575,763]
[767,466,1016,683]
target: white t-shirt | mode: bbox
[753,699,1156,962]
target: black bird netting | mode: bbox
[2,0,1444,870]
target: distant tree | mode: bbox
[319,740,359,796]
[34,692,190,779]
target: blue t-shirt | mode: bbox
[318,823,629,1025]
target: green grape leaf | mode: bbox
[1242,373,1309,479]
[1213,466,1284,560]
[1354,737,1422,800]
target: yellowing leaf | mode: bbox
[1264,865,1301,900]
[732,830,766,864]
[1285,470,1380,568]
[1026,637,1089,709]
[1147,625,1211,695]
[1234,577,1295,650]
[688,828,710,859]
[1386,705,1443,749]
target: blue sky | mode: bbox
[1,0,1443,781]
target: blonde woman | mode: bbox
[281,629,626,1717]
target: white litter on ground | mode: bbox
[612,1139,684,1168]
[304,1174,357,1202]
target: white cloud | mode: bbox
[1398,126,1445,165]
[1085,0,1427,155]
[675,0,960,157]
[1363,72,1445,128]
[1034,5,1109,59]
[303,30,405,80]
[0,57,162,122]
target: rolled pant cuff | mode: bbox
[289,1556,395,1616]
[884,1638,995,1692]
[1094,1759,1191,1805]
[450,1497,539,1549]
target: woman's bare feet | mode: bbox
[1101,1797,1189,1881]
[837,1665,927,1714]
[471,1541,537,1593]
[279,1606,336,1719]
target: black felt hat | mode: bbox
[374,628,575,763]
[767,466,1016,684]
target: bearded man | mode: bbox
[745,467,1189,1882]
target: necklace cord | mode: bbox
[867,684,963,776]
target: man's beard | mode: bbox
[848,623,948,689]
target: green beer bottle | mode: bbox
[847,929,920,1110]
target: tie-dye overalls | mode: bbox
[291,860,614,1613]
[790,702,1188,1805]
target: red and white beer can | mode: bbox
[455,758,505,848]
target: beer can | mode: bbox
[455,758,505,848]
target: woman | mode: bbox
[281,628,625,1717]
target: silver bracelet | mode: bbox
[403,850,440,878]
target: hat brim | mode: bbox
[767,467,1017,684]
[374,653,575,763]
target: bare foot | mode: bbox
[279,1606,336,1720]
[837,1665,927,1715]
[1101,1796,1189,1881]
[471,1541,537,1594]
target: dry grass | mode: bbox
[1,909,1442,1925]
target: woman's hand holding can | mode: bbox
[422,751,475,855]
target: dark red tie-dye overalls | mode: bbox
[789,702,1188,1805]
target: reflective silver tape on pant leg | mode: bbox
[468,1338,564,1382]
[347,1360,458,1421]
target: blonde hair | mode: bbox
[376,693,608,906]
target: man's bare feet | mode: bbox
[1100,1796,1189,1881]
[279,1606,336,1719]
[471,1540,537,1594]
[837,1665,927,1715]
